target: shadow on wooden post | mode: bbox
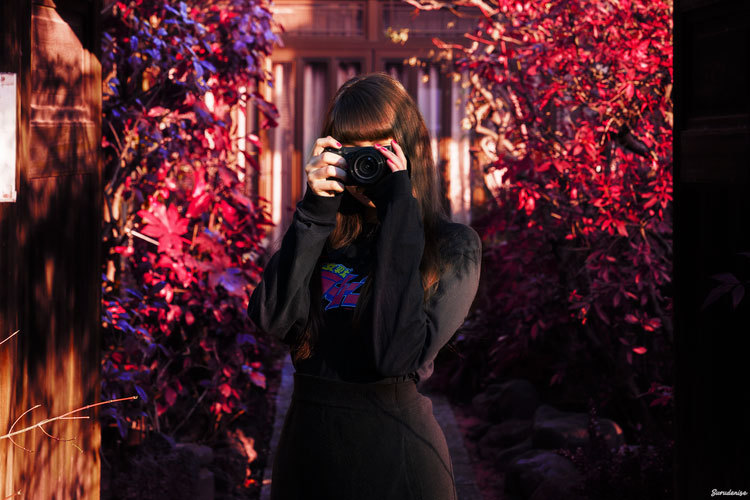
[0,0,103,498]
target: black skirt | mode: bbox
[270,372,458,500]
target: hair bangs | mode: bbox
[327,89,397,144]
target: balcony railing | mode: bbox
[382,1,480,37]
[272,1,365,37]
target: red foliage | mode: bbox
[100,0,279,440]
[410,0,673,426]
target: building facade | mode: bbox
[247,0,489,240]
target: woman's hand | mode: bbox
[305,136,348,197]
[373,139,408,173]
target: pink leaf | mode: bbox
[186,192,212,218]
[625,83,634,100]
[250,371,266,389]
[164,387,177,407]
[219,383,232,398]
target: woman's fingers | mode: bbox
[311,136,343,158]
[305,137,348,196]
[374,140,407,172]
[321,152,347,171]
[308,164,347,182]
[320,179,345,193]
[390,139,407,166]
[305,149,346,176]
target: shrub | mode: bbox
[100,0,280,440]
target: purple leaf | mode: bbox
[711,273,739,285]
[701,283,733,310]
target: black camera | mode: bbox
[323,145,396,186]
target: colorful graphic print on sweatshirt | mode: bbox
[320,262,367,311]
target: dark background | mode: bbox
[674,0,750,497]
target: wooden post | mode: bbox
[0,0,102,498]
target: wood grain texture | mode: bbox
[0,0,102,498]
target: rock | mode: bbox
[485,419,533,448]
[493,379,540,421]
[495,437,534,468]
[478,419,533,460]
[473,379,540,422]
[532,404,624,452]
[505,449,583,499]
[471,391,494,421]
[533,404,568,422]
[176,442,215,466]
[467,420,492,441]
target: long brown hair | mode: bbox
[291,72,450,362]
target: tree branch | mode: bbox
[1,396,139,444]
[0,330,20,348]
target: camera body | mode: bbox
[323,145,395,186]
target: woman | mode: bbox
[248,73,481,500]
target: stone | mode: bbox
[532,404,624,452]
[471,391,494,421]
[495,437,534,468]
[484,419,534,449]
[467,420,492,441]
[489,379,540,421]
[533,404,568,422]
[473,379,540,422]
[505,449,582,499]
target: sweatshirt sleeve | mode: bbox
[414,226,482,382]
[360,170,482,378]
[247,188,342,344]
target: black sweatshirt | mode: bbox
[247,170,481,384]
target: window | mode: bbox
[267,62,295,235]
[302,62,329,194]
[337,61,361,88]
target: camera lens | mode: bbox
[351,148,386,184]
[354,155,379,179]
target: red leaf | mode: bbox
[164,387,177,407]
[219,383,232,398]
[186,192,212,218]
[220,199,240,226]
[632,346,647,355]
[138,204,189,256]
[625,83,635,100]
[249,371,266,389]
